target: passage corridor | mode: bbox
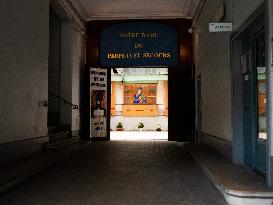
[0,141,227,205]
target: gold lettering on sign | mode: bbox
[119,32,140,38]
[119,32,158,38]
[135,43,144,49]
[142,52,171,58]
[108,31,172,61]
[107,53,141,59]
[107,52,171,59]
[141,32,158,38]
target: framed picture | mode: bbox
[241,50,251,74]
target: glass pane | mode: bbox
[256,32,267,140]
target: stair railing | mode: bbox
[47,91,80,110]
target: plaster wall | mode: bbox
[71,28,86,131]
[0,0,49,144]
[115,83,124,116]
[60,22,73,126]
[115,83,124,105]
[52,0,86,132]
[156,81,165,115]
[194,0,265,144]
[0,0,85,146]
[194,0,232,142]
[111,116,168,131]
[232,0,264,30]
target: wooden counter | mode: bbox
[122,105,158,116]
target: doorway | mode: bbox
[242,20,266,174]
[253,28,266,173]
[110,68,168,141]
[86,20,195,142]
[48,7,61,126]
[196,74,202,143]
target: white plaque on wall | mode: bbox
[209,23,233,32]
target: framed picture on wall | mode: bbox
[241,50,251,74]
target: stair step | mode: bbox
[48,132,71,143]
[187,144,273,205]
[43,136,79,150]
[48,124,71,135]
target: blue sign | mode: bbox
[100,22,178,67]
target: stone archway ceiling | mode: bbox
[69,0,200,21]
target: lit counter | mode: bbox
[122,105,158,116]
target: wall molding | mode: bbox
[0,136,49,164]
[71,130,80,137]
[192,0,206,27]
[87,13,192,21]
[230,2,264,40]
[0,135,48,147]
[50,0,86,31]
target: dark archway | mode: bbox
[83,19,195,142]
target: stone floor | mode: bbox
[0,141,227,205]
[188,144,273,205]
[111,131,168,141]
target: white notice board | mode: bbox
[90,68,107,138]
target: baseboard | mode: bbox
[71,130,80,137]
[200,132,233,161]
[0,136,49,164]
[91,137,109,141]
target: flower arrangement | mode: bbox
[116,122,123,131]
[156,123,162,131]
[138,122,144,129]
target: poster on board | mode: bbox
[90,68,107,138]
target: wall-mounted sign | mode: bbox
[209,23,233,32]
[100,22,178,67]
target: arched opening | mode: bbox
[85,20,195,142]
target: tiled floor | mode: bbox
[0,141,227,205]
